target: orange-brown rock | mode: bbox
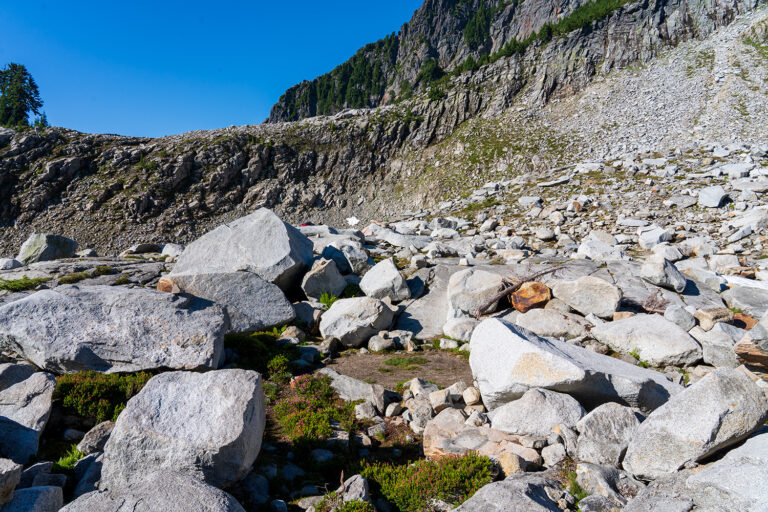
[735,337,768,375]
[613,311,635,321]
[156,277,175,293]
[510,282,551,313]
[734,313,758,330]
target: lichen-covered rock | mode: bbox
[16,233,78,265]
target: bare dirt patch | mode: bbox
[324,350,474,390]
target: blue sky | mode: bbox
[0,1,422,137]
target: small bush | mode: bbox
[224,330,299,379]
[0,275,51,292]
[319,292,339,308]
[52,444,84,473]
[54,371,153,422]
[360,453,493,511]
[317,495,375,512]
[273,374,357,444]
[58,271,90,284]
[267,354,292,383]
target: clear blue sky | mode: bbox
[0,1,422,137]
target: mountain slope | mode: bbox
[1,0,766,255]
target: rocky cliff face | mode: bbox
[0,0,763,255]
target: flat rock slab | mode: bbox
[591,314,702,367]
[0,366,55,464]
[158,272,295,333]
[0,285,228,374]
[100,370,265,489]
[469,319,680,413]
[723,285,768,318]
[623,368,768,480]
[170,208,313,292]
[61,471,245,512]
[551,275,622,319]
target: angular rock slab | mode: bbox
[447,268,504,315]
[685,432,768,511]
[722,285,768,318]
[488,388,585,437]
[0,458,22,505]
[359,258,410,302]
[591,314,702,367]
[551,276,621,319]
[575,403,641,468]
[169,208,314,292]
[61,471,245,512]
[2,486,62,512]
[319,297,394,348]
[623,368,768,480]
[469,319,680,412]
[300,258,347,300]
[159,272,294,333]
[0,367,55,464]
[514,309,590,339]
[453,471,562,511]
[100,370,265,489]
[16,233,78,265]
[0,285,228,374]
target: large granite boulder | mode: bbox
[0,365,55,464]
[575,403,641,468]
[100,370,265,489]
[469,319,680,412]
[0,285,228,373]
[359,258,410,302]
[623,368,768,480]
[158,272,294,333]
[591,314,702,367]
[488,388,585,437]
[453,471,562,511]
[16,234,78,265]
[169,208,313,292]
[319,297,394,347]
[301,259,347,299]
[61,471,245,512]
[551,276,622,319]
[2,486,62,512]
[447,268,504,315]
[684,432,768,511]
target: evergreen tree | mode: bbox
[0,63,43,127]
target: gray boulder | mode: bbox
[489,388,585,437]
[77,421,115,456]
[100,370,265,489]
[722,285,768,318]
[159,272,294,333]
[576,463,645,506]
[685,432,768,511]
[551,276,621,319]
[698,186,727,208]
[301,258,347,299]
[0,259,21,271]
[575,403,641,467]
[169,208,313,292]
[623,368,768,480]
[16,234,78,265]
[0,367,55,464]
[0,285,227,373]
[447,268,504,315]
[360,259,410,302]
[0,458,22,505]
[639,256,687,293]
[591,314,702,367]
[690,323,745,368]
[2,486,62,512]
[319,297,394,347]
[664,305,696,331]
[469,319,680,413]
[62,471,245,512]
[514,309,590,339]
[453,471,561,511]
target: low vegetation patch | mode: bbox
[58,266,115,285]
[52,444,84,473]
[273,374,357,444]
[0,275,51,292]
[54,371,153,422]
[316,495,375,512]
[224,327,302,381]
[382,356,427,370]
[359,453,494,511]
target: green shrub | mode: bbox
[360,453,493,511]
[0,275,51,292]
[52,444,84,473]
[317,494,375,512]
[319,292,339,308]
[267,354,292,383]
[224,330,299,379]
[54,371,153,422]
[273,374,357,444]
[565,470,589,502]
